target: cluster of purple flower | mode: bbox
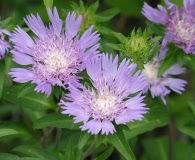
[142,0,195,54]
[0,24,11,60]
[1,0,190,135]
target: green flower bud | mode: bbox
[108,28,161,68]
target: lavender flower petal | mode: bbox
[10,7,100,96]
[60,54,148,135]
[65,12,82,39]
[142,2,168,25]
[142,0,195,54]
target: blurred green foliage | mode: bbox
[0,0,195,160]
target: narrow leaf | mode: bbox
[78,131,92,149]
[158,54,175,77]
[13,145,59,160]
[97,8,119,22]
[188,101,195,115]
[17,84,36,98]
[1,17,12,28]
[0,153,52,160]
[0,122,30,139]
[0,61,5,98]
[106,43,122,51]
[142,137,168,160]
[107,128,136,160]
[0,153,19,160]
[173,141,194,160]
[64,136,75,160]
[89,0,99,13]
[43,0,53,9]
[178,119,195,138]
[3,84,56,111]
[125,105,169,139]
[33,113,81,129]
[112,32,126,43]
[94,146,114,160]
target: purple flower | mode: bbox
[142,2,168,25]
[59,54,148,135]
[142,48,187,104]
[0,27,11,60]
[142,0,195,54]
[9,7,100,96]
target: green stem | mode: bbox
[83,135,98,159]
[41,127,55,148]
[166,105,174,160]
[55,128,62,149]
[20,107,34,132]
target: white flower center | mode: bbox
[142,63,158,82]
[89,92,119,120]
[176,20,195,41]
[33,36,80,80]
[44,50,68,74]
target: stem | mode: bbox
[55,128,62,149]
[41,127,55,148]
[166,105,174,160]
[83,135,98,159]
[20,107,34,132]
[168,119,174,160]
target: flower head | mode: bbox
[142,47,187,104]
[60,54,148,135]
[9,7,100,96]
[120,28,161,65]
[0,24,11,59]
[142,0,195,54]
[107,29,161,68]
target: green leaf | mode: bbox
[178,119,195,138]
[112,32,126,43]
[78,131,92,149]
[13,145,59,160]
[172,141,194,160]
[0,154,39,160]
[33,113,81,129]
[188,101,195,115]
[0,122,30,139]
[3,84,56,111]
[142,137,195,160]
[104,0,143,17]
[97,25,114,35]
[0,153,19,160]
[106,43,122,51]
[158,53,175,77]
[20,158,41,160]
[1,17,12,28]
[125,105,169,139]
[146,21,165,36]
[64,136,75,160]
[22,107,45,122]
[75,150,83,160]
[107,128,136,160]
[17,84,37,98]
[142,137,168,160]
[0,61,5,98]
[0,103,18,117]
[97,8,119,22]
[176,49,185,65]
[94,146,114,160]
[185,54,195,70]
[161,0,183,7]
[79,0,85,10]
[43,0,53,9]
[88,0,99,13]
